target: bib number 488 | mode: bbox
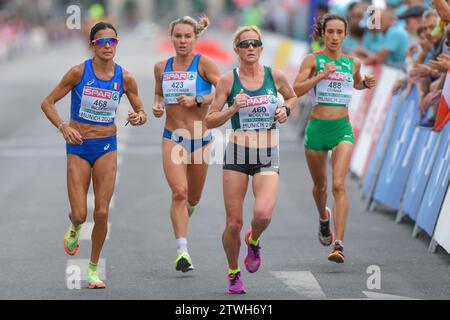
[328,82,342,90]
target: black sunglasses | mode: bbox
[236,39,263,49]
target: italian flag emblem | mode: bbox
[112,82,120,90]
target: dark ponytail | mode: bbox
[90,22,118,41]
[312,13,348,41]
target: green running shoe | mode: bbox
[63,224,81,256]
[87,262,106,289]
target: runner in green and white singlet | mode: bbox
[293,13,376,264]
[206,26,297,294]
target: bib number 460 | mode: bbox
[252,106,267,113]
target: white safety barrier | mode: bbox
[433,182,450,254]
[350,66,405,178]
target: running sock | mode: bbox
[176,237,188,254]
[228,268,241,275]
[71,224,82,232]
[88,261,98,272]
[248,235,259,246]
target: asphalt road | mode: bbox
[0,31,449,300]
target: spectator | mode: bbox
[386,0,408,17]
[364,10,410,70]
[399,5,427,70]
[342,1,368,53]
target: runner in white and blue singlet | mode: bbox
[42,22,147,289]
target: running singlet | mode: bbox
[227,66,279,131]
[71,59,124,125]
[162,54,212,105]
[312,51,354,107]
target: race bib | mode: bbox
[239,95,278,130]
[316,72,353,105]
[162,71,197,105]
[79,86,120,123]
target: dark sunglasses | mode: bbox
[91,37,119,47]
[236,39,263,49]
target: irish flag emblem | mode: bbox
[112,82,120,90]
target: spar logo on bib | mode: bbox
[163,72,196,81]
[269,95,278,104]
[112,92,119,101]
[83,87,114,99]
[345,74,353,82]
[326,72,346,82]
[244,95,276,108]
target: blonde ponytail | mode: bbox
[169,15,210,37]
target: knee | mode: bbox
[70,211,87,226]
[226,217,243,235]
[332,180,346,196]
[188,195,201,207]
[313,183,327,195]
[172,185,188,202]
[253,207,272,226]
[93,209,109,223]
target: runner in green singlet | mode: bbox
[293,14,376,263]
[206,26,297,294]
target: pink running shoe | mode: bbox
[244,229,261,273]
[227,272,246,294]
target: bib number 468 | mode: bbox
[93,99,107,108]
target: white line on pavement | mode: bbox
[271,271,327,299]
[79,222,111,240]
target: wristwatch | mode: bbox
[195,96,204,107]
[283,105,291,117]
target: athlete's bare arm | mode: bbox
[197,55,221,106]
[293,54,332,97]
[152,60,166,118]
[272,68,298,123]
[123,69,147,126]
[205,71,238,129]
[41,64,84,144]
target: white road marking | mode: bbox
[362,291,419,300]
[271,271,326,299]
[79,222,111,240]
